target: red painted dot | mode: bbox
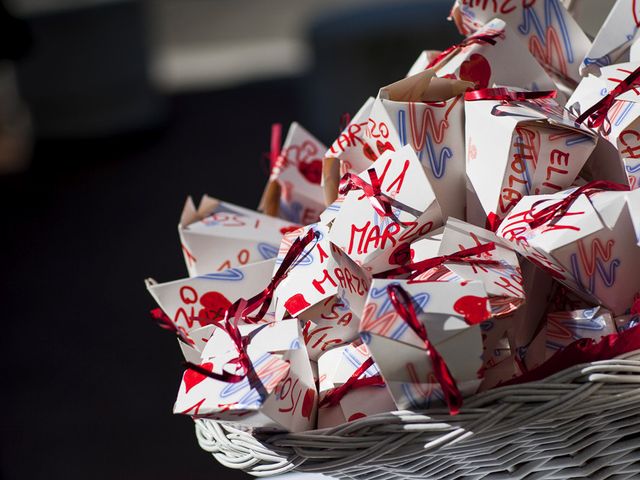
[348,412,367,422]
[284,293,311,316]
[280,225,301,235]
[198,292,232,324]
[298,159,323,184]
[453,295,490,325]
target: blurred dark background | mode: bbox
[0,1,461,478]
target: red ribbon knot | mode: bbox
[576,66,640,130]
[527,180,630,230]
[426,30,504,70]
[339,168,395,218]
[387,284,462,415]
[184,302,259,384]
[318,357,385,408]
[227,229,319,323]
[375,242,499,279]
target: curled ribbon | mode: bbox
[387,284,462,415]
[426,30,504,70]
[183,317,252,384]
[150,308,195,346]
[375,242,499,279]
[464,88,557,102]
[318,357,385,408]
[227,228,319,323]
[339,168,394,218]
[183,300,271,397]
[576,66,640,129]
[527,180,630,229]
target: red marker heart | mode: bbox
[363,143,378,162]
[198,292,232,324]
[184,362,213,393]
[298,159,323,184]
[453,295,490,324]
[284,293,311,316]
[459,53,491,89]
[301,388,316,419]
[376,140,395,155]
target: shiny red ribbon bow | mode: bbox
[228,229,319,322]
[464,88,557,102]
[375,242,499,279]
[576,66,640,129]
[387,284,462,415]
[426,30,503,70]
[183,310,255,384]
[527,180,630,229]
[184,298,275,389]
[318,357,385,408]
[339,168,394,218]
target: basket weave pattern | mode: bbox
[195,351,640,479]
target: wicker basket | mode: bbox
[194,350,640,479]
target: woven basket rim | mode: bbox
[195,349,640,478]
[255,348,640,438]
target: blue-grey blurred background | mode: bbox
[0,1,467,479]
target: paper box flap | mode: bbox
[318,342,376,391]
[582,2,640,74]
[184,206,294,243]
[410,227,445,262]
[362,278,491,348]
[498,191,605,254]
[589,190,634,230]
[366,326,482,384]
[147,259,276,334]
[179,325,215,363]
[434,19,557,93]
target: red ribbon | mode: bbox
[150,308,195,346]
[183,314,253,384]
[426,30,504,70]
[319,357,386,408]
[504,324,640,387]
[464,88,557,102]
[265,122,286,177]
[375,242,499,279]
[527,180,630,229]
[387,284,462,415]
[227,229,319,322]
[576,66,640,129]
[339,168,394,218]
[182,298,275,390]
